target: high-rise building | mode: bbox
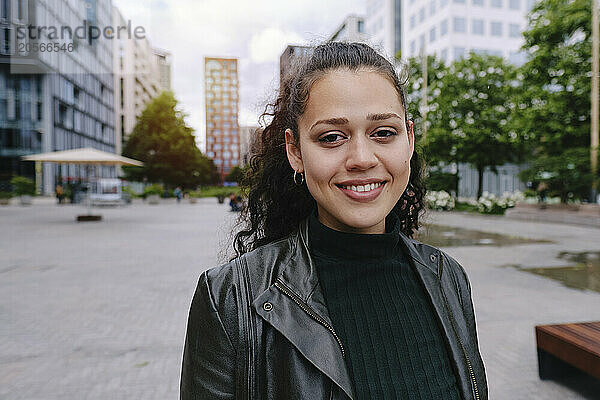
[365,0,403,60]
[329,15,370,43]
[113,7,171,155]
[401,0,537,63]
[1,0,115,195]
[239,125,259,167]
[279,45,313,87]
[204,57,239,180]
[153,48,172,91]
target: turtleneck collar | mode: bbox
[308,208,401,259]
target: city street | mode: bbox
[1,200,600,399]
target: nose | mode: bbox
[344,135,378,171]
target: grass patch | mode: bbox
[454,201,479,213]
[196,186,243,198]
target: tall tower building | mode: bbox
[113,7,171,156]
[204,57,239,181]
[365,0,403,60]
[402,0,537,63]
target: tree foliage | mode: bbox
[122,91,219,189]
[406,53,523,198]
[515,0,598,201]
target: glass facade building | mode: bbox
[0,0,115,194]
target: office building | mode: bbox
[402,0,537,63]
[204,57,239,180]
[279,45,313,87]
[365,0,403,60]
[1,0,115,195]
[329,15,370,43]
[113,7,171,156]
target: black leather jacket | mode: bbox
[181,217,488,400]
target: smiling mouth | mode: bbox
[335,181,387,193]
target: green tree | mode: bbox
[122,91,218,189]
[224,165,246,184]
[408,53,522,198]
[515,0,598,201]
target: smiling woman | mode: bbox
[181,42,488,400]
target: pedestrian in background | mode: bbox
[181,42,487,400]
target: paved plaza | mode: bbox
[1,199,599,399]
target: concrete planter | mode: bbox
[147,194,160,205]
[189,197,198,204]
[0,198,10,205]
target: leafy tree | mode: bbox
[224,165,246,183]
[407,53,522,198]
[515,0,598,201]
[122,91,219,189]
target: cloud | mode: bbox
[249,28,305,64]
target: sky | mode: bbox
[113,0,366,151]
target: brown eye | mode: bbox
[318,133,345,143]
[372,129,397,138]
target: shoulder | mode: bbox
[402,235,472,298]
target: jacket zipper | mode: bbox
[438,254,480,400]
[274,279,345,358]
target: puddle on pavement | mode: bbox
[508,252,600,293]
[415,224,550,247]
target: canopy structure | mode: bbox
[22,147,143,166]
[21,147,143,222]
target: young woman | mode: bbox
[181,42,488,400]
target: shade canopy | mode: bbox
[21,147,144,166]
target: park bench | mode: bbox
[535,321,600,380]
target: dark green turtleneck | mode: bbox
[308,210,462,400]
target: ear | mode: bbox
[406,120,415,157]
[285,128,304,172]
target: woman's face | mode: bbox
[285,68,414,234]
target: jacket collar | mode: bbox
[253,215,466,400]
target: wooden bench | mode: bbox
[535,322,600,380]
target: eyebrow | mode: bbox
[310,113,403,130]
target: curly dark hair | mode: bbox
[229,42,425,261]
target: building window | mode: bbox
[1,27,12,54]
[472,19,484,35]
[440,19,448,36]
[472,0,483,5]
[509,0,520,9]
[357,20,364,33]
[441,48,448,62]
[410,14,416,29]
[410,40,416,56]
[453,47,465,60]
[429,27,436,43]
[429,0,436,15]
[17,0,26,21]
[509,23,520,37]
[491,0,502,7]
[419,34,425,51]
[453,0,465,3]
[440,0,448,6]
[490,21,503,36]
[453,17,466,33]
[1,0,9,19]
[419,7,425,22]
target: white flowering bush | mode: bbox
[476,191,525,214]
[425,190,455,211]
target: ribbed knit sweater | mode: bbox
[308,210,462,400]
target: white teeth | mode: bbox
[341,182,383,192]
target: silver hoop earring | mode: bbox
[293,170,304,186]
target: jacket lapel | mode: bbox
[253,218,355,400]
